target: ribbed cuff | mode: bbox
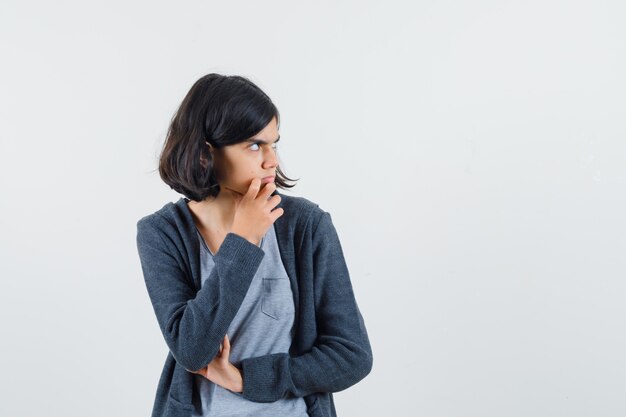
[240,353,284,403]
[216,232,264,270]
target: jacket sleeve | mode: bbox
[239,211,373,402]
[136,217,265,372]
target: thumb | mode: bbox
[223,334,231,352]
[221,334,231,361]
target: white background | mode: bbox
[1,1,625,416]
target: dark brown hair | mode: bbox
[158,73,298,202]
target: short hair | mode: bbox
[158,73,298,202]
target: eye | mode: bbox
[249,142,279,151]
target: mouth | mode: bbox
[261,176,275,183]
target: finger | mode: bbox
[245,178,261,200]
[270,206,284,222]
[268,193,281,208]
[259,181,276,200]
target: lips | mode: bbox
[261,176,275,183]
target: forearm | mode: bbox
[240,312,373,402]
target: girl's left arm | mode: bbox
[239,211,373,402]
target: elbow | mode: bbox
[164,335,217,372]
[331,350,373,392]
[164,340,197,372]
[160,310,222,372]
[338,344,373,390]
[352,332,373,379]
[171,348,213,373]
[354,347,373,382]
[353,334,374,382]
[363,349,373,378]
[177,354,206,374]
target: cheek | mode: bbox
[220,151,262,186]
[228,165,258,189]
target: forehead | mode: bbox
[244,116,280,143]
[257,116,279,134]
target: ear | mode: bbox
[200,141,214,169]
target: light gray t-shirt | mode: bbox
[191,224,308,417]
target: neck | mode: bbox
[187,189,240,233]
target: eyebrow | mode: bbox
[244,135,280,144]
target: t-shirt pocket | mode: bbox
[261,277,293,320]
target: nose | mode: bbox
[264,147,278,169]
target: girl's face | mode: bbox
[212,116,280,196]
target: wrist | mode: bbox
[235,366,244,393]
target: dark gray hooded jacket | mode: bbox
[136,191,373,417]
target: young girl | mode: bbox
[136,73,373,417]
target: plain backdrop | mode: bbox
[1,1,625,416]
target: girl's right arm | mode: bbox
[136,217,264,372]
[136,179,281,372]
